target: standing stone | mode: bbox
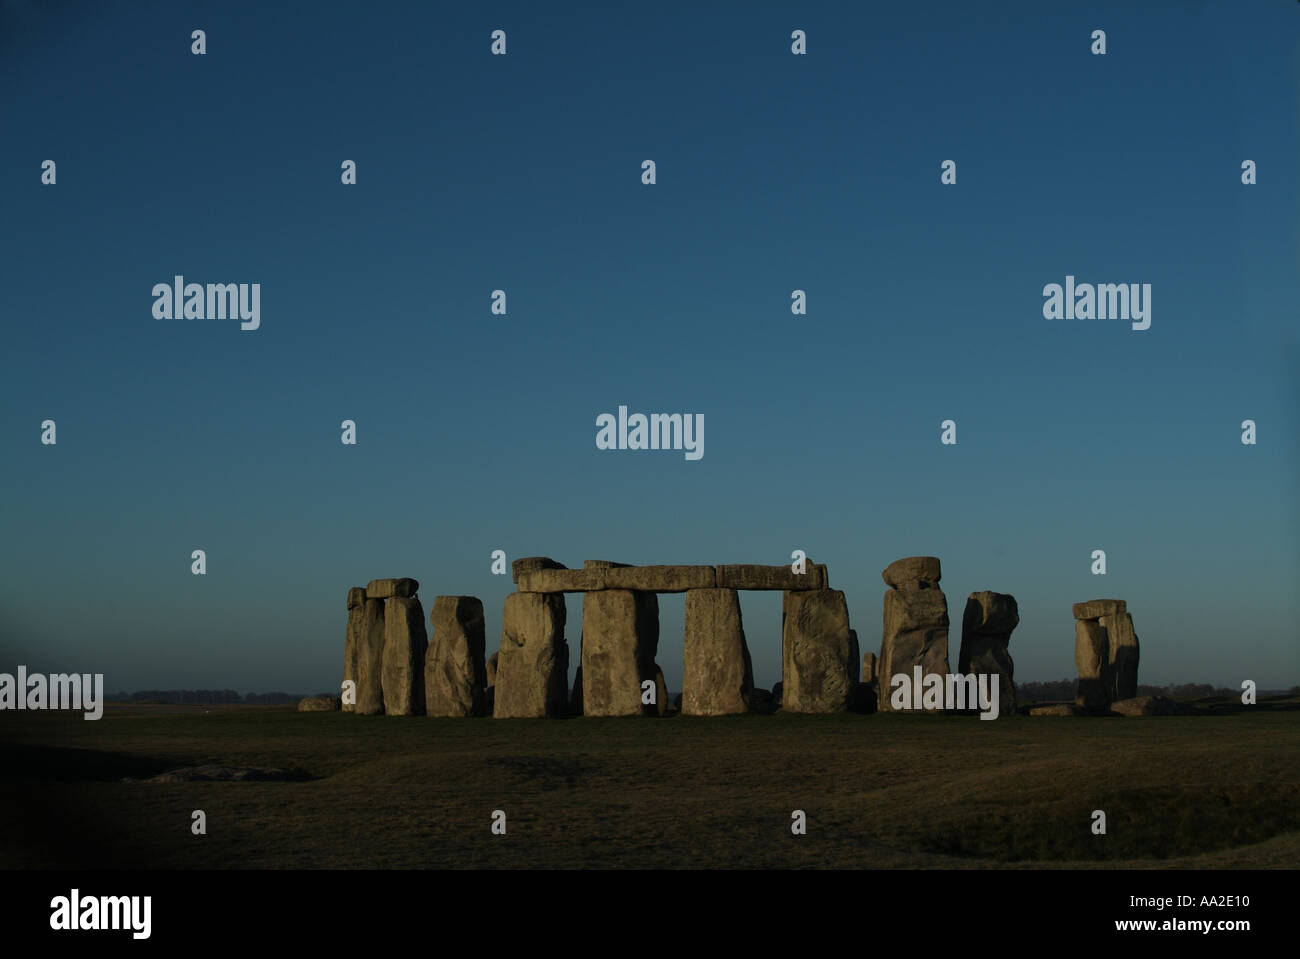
[878,558,950,713]
[580,590,660,717]
[1101,612,1140,701]
[382,596,427,715]
[1074,619,1111,713]
[862,652,878,685]
[355,597,387,715]
[342,586,366,713]
[781,589,854,713]
[495,592,569,718]
[424,596,487,717]
[682,588,754,717]
[958,591,1019,717]
[486,651,499,687]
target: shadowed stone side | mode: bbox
[342,586,366,712]
[682,588,754,716]
[1074,619,1111,713]
[878,558,950,713]
[495,592,569,718]
[781,589,854,713]
[958,591,1019,717]
[355,597,387,715]
[424,596,487,717]
[580,590,660,717]
[381,595,427,716]
[1101,611,1140,701]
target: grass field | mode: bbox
[3,703,1298,869]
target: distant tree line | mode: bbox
[105,689,327,705]
[1016,679,1244,703]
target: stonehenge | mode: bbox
[1072,599,1141,713]
[381,594,427,716]
[877,557,950,712]
[958,591,1020,716]
[782,588,855,713]
[495,591,569,718]
[580,589,661,717]
[424,596,487,717]
[333,560,1146,722]
[682,587,754,716]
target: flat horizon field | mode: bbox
[2,703,1297,870]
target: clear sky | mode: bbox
[1,0,1296,695]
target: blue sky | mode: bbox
[1,0,1296,694]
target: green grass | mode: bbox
[2,704,1297,869]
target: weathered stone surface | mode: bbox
[848,629,861,685]
[1074,619,1111,713]
[1072,599,1125,621]
[682,588,754,716]
[355,598,387,715]
[495,592,569,718]
[298,695,341,712]
[515,568,608,592]
[862,652,878,685]
[580,590,660,716]
[604,565,716,592]
[878,583,949,713]
[516,565,716,593]
[424,596,487,718]
[748,688,775,714]
[486,651,499,687]
[511,557,567,584]
[366,577,419,599]
[1029,704,1079,716]
[584,560,631,569]
[1101,612,1140,701]
[715,563,827,591]
[342,591,366,713]
[958,591,1019,717]
[881,556,941,589]
[381,596,427,715]
[1111,695,1187,717]
[781,589,854,713]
